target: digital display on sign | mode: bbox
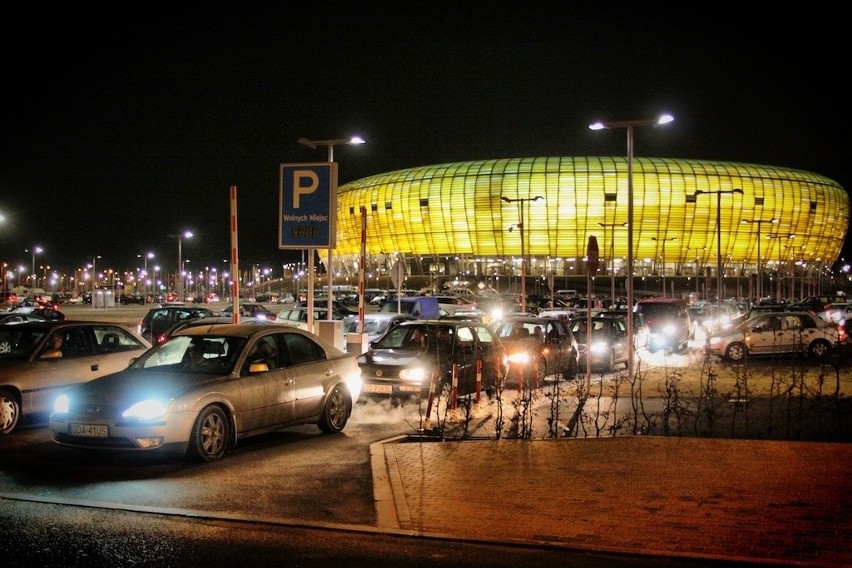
[279,162,338,249]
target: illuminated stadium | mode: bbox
[325,157,850,298]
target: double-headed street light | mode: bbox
[297,135,365,322]
[651,236,677,297]
[138,252,154,298]
[501,195,543,313]
[29,246,43,288]
[741,218,777,301]
[589,114,674,385]
[598,221,627,307]
[692,189,743,309]
[170,231,193,302]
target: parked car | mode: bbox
[492,316,578,383]
[219,302,276,322]
[378,296,441,319]
[49,323,361,462]
[138,306,215,343]
[294,298,356,315]
[567,315,630,373]
[706,311,843,362]
[432,296,482,318]
[275,306,351,329]
[10,305,66,322]
[158,315,281,343]
[358,320,507,399]
[687,303,738,335]
[119,293,146,305]
[0,312,48,325]
[0,321,151,434]
[342,312,415,344]
[597,309,649,351]
[818,302,852,325]
[634,297,694,352]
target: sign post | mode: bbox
[585,236,599,389]
[279,162,338,333]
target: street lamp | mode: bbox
[501,195,544,313]
[692,189,744,309]
[138,252,154,298]
[29,246,43,288]
[170,231,193,302]
[589,113,674,385]
[651,236,677,297]
[740,218,777,301]
[298,135,365,321]
[598,221,627,307]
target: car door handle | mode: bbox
[91,364,99,371]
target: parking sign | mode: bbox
[279,162,338,249]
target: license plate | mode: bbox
[364,384,393,394]
[69,423,108,437]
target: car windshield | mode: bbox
[130,335,247,374]
[0,328,48,360]
[345,318,388,335]
[372,324,453,352]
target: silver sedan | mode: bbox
[0,321,150,434]
[49,323,362,462]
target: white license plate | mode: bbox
[69,423,108,437]
[364,384,393,394]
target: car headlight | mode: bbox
[399,367,429,383]
[589,341,609,355]
[507,352,531,365]
[709,337,722,346]
[123,399,170,421]
[662,323,677,336]
[53,394,70,414]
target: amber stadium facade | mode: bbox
[321,157,849,299]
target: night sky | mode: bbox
[2,4,849,283]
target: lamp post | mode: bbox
[598,221,627,307]
[589,114,674,385]
[741,218,777,301]
[501,195,543,313]
[138,252,154,299]
[170,231,193,302]
[692,189,744,310]
[651,236,677,297]
[298,135,365,322]
[29,246,43,288]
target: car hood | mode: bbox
[69,368,232,402]
[359,349,430,368]
[499,337,541,351]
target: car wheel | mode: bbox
[725,342,747,362]
[603,351,615,373]
[0,389,21,435]
[565,355,578,380]
[808,339,832,359]
[188,405,228,462]
[317,384,351,433]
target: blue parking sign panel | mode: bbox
[279,162,338,249]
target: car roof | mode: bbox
[172,322,303,339]
[637,297,686,304]
[394,319,483,328]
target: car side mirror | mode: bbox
[41,349,63,360]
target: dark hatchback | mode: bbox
[491,316,578,384]
[138,306,216,343]
[567,315,630,373]
[358,320,507,399]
